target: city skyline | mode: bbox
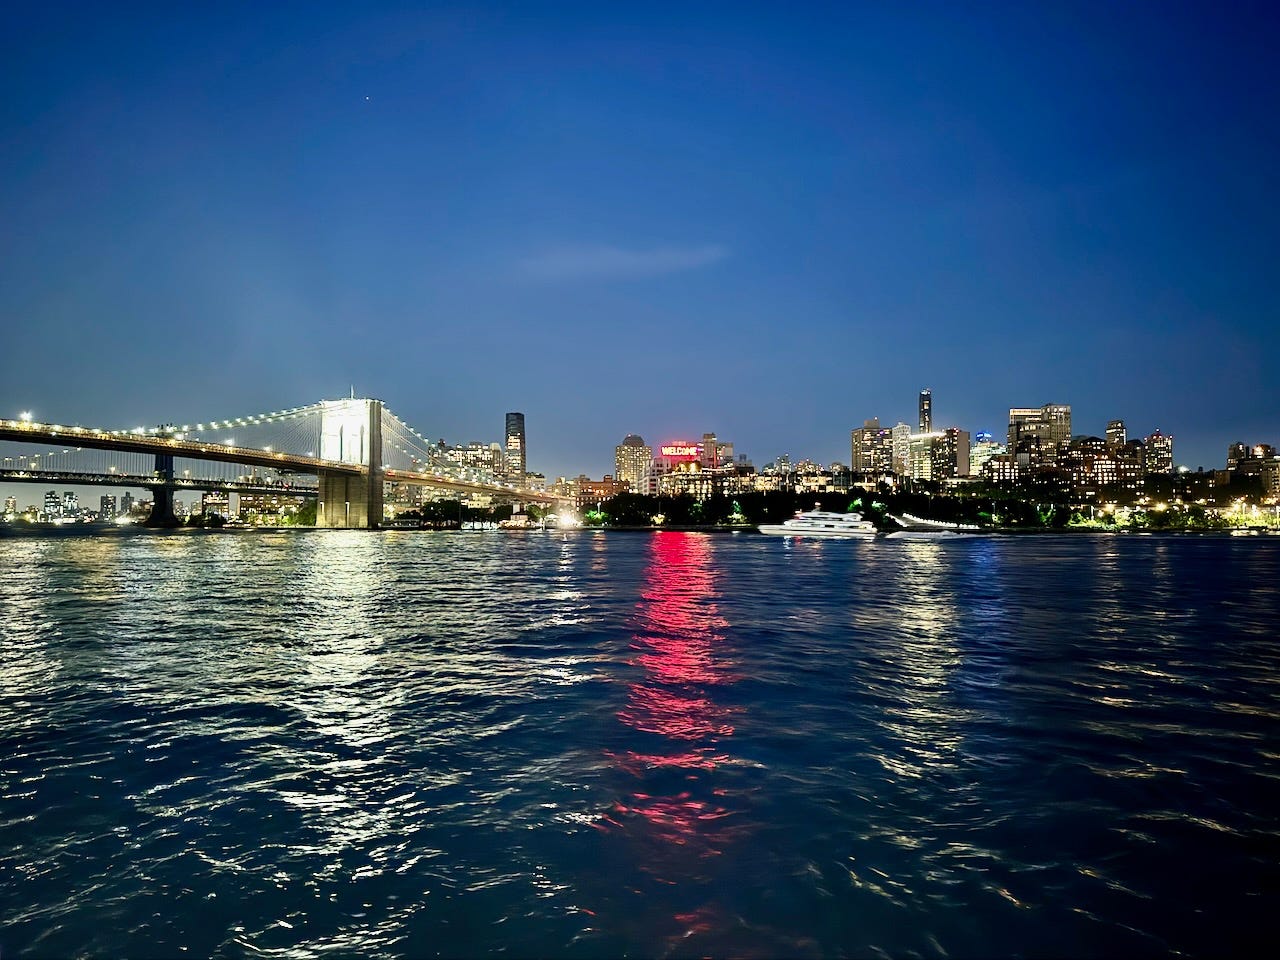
[1,383,1271,510]
[2,4,1277,489]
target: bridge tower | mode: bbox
[315,398,384,529]
[144,451,180,527]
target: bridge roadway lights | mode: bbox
[316,470,383,529]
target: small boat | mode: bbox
[758,509,878,538]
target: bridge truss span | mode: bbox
[0,417,362,476]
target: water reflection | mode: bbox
[0,539,64,720]
[605,532,744,942]
[4,531,1280,957]
[873,541,968,775]
[278,534,409,860]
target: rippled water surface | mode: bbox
[2,529,1278,958]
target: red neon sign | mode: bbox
[660,442,701,460]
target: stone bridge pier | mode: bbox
[145,452,179,527]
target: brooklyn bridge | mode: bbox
[0,397,558,528]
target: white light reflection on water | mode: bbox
[832,537,1023,930]
[284,533,404,835]
[0,539,65,713]
[860,540,970,777]
[221,532,437,954]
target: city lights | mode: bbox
[1,389,1275,532]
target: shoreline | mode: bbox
[3,522,1275,538]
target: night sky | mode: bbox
[2,1,1277,493]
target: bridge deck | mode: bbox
[0,420,364,475]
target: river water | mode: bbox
[2,529,1277,957]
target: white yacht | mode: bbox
[758,509,879,538]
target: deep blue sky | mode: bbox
[2,1,1277,488]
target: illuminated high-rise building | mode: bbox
[969,432,1005,475]
[44,490,60,519]
[701,433,719,469]
[934,428,971,479]
[201,491,236,519]
[1061,436,1145,497]
[99,495,117,520]
[1008,404,1072,465]
[614,434,652,490]
[504,412,526,480]
[1106,419,1126,449]
[446,441,504,474]
[919,389,932,433]
[1143,430,1174,474]
[851,418,894,475]
[62,491,78,517]
[1262,460,1280,499]
[3,495,16,516]
[905,428,969,481]
[891,422,912,475]
[907,432,942,480]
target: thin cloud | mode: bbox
[519,243,729,280]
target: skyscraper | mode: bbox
[44,490,60,519]
[1144,430,1174,474]
[851,418,894,474]
[934,428,971,479]
[1106,419,1126,448]
[100,495,117,521]
[504,412,526,480]
[907,433,940,480]
[614,434,652,490]
[891,422,912,475]
[919,389,932,433]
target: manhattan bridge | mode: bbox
[0,397,558,528]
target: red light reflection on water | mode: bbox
[619,684,734,741]
[605,532,740,854]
